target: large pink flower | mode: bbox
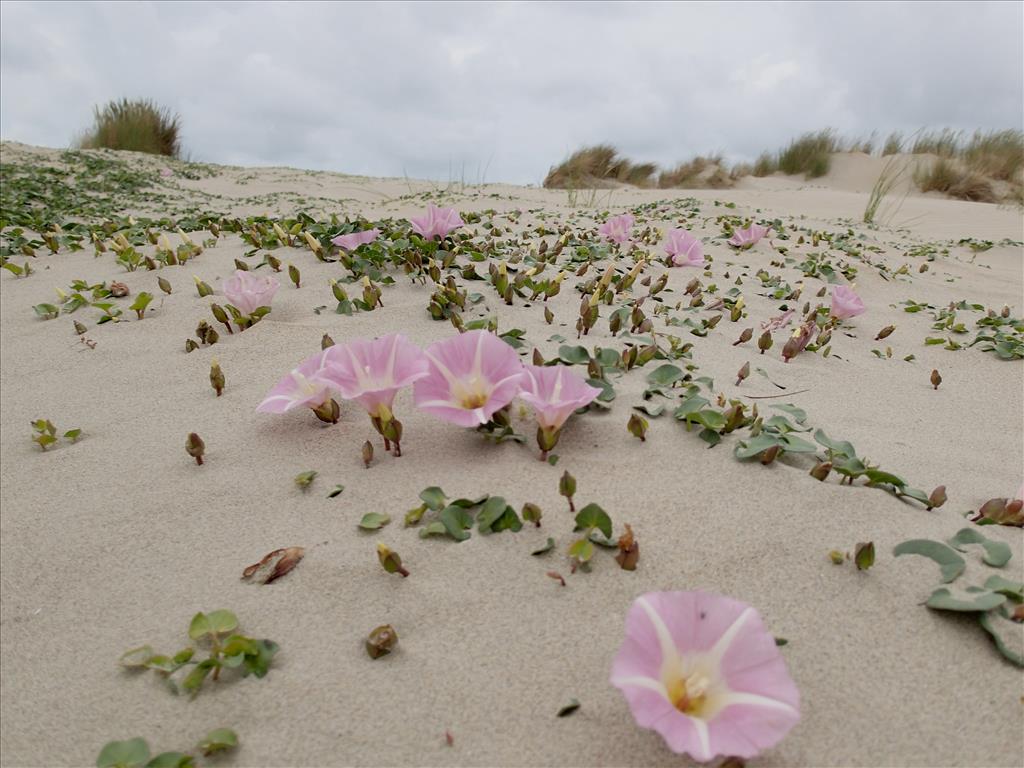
[728,224,769,249]
[611,591,800,763]
[830,285,865,320]
[599,214,634,245]
[410,205,464,240]
[518,365,601,431]
[223,270,279,315]
[664,228,706,267]
[322,334,428,419]
[413,330,524,427]
[256,349,334,413]
[331,228,380,251]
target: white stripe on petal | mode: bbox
[610,675,668,698]
[691,718,712,761]
[425,350,461,388]
[718,691,798,715]
[708,607,753,667]
[637,596,680,668]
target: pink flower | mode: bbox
[256,349,334,414]
[518,364,601,431]
[611,591,800,763]
[413,330,524,428]
[222,270,280,315]
[322,334,428,420]
[664,228,706,267]
[728,224,769,249]
[160,167,173,178]
[410,205,464,240]
[599,214,634,245]
[830,285,865,320]
[1014,483,1023,502]
[331,228,380,251]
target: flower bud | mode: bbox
[543,306,554,324]
[733,327,753,346]
[185,338,199,353]
[927,485,947,510]
[522,503,542,527]
[194,276,213,297]
[186,432,205,465]
[559,470,577,511]
[829,550,845,565]
[615,523,639,571]
[366,624,398,659]
[376,543,409,577]
[157,276,172,294]
[288,263,301,288]
[313,398,340,424]
[930,369,942,390]
[73,320,87,335]
[759,444,781,465]
[210,359,225,397]
[735,361,750,385]
[331,280,348,302]
[627,413,648,441]
[302,231,322,255]
[266,254,282,272]
[210,303,231,328]
[875,325,895,340]
[854,541,875,571]
[758,330,773,354]
[362,440,374,468]
[233,258,249,271]
[809,461,832,481]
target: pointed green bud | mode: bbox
[186,433,205,465]
[627,412,648,441]
[185,338,199,353]
[233,258,249,271]
[73,320,87,335]
[266,254,282,272]
[521,503,542,527]
[294,470,317,490]
[210,359,225,396]
[559,470,576,511]
[829,550,845,565]
[758,330,773,353]
[157,276,172,294]
[322,333,335,349]
[376,543,409,577]
[194,276,213,297]
[543,305,554,324]
[854,542,875,571]
[331,280,348,302]
[288,263,301,288]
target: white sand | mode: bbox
[1,144,1022,767]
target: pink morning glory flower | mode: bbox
[830,285,866,320]
[413,330,524,428]
[222,270,280,315]
[256,349,335,414]
[728,224,769,249]
[518,364,601,458]
[664,228,706,267]
[599,214,635,245]
[331,228,380,251]
[323,334,427,418]
[410,205,464,240]
[611,591,800,763]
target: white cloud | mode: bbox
[1,0,1020,184]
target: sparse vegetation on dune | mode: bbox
[76,98,182,157]
[547,128,1022,203]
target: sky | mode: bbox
[1,0,1022,185]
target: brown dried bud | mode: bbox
[759,444,781,465]
[362,440,374,468]
[930,369,942,390]
[733,327,753,346]
[615,523,639,571]
[735,361,750,385]
[313,398,340,424]
[185,338,199,353]
[109,281,129,298]
[875,325,895,340]
[186,433,205,465]
[809,461,832,481]
[322,333,335,349]
[365,624,398,659]
[73,320,87,335]
[210,359,225,397]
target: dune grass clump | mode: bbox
[914,157,997,203]
[882,132,904,156]
[657,155,731,188]
[960,129,1024,183]
[76,98,182,157]
[543,145,656,189]
[776,130,841,178]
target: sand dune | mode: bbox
[1,143,1022,767]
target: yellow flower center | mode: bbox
[665,670,712,716]
[452,375,491,410]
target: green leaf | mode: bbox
[206,609,238,636]
[242,638,279,678]
[854,542,875,571]
[586,377,616,404]
[770,403,807,423]
[633,402,664,417]
[144,753,193,768]
[33,302,59,319]
[558,345,590,365]
[476,496,509,533]
[182,658,218,694]
[979,607,1024,667]
[439,504,473,541]
[419,486,447,511]
[531,537,556,556]
[574,503,613,539]
[863,468,908,488]
[418,521,448,538]
[492,505,524,533]
[143,655,178,674]
[327,484,345,498]
[96,738,150,768]
[813,429,857,459]
[188,612,211,641]
[568,538,594,563]
[129,292,153,313]
[646,364,685,387]
[172,648,194,665]
[734,433,783,459]
[926,586,1006,612]
[119,645,154,668]
[198,728,238,757]
[984,575,1024,601]
[63,428,82,442]
[893,539,966,583]
[947,528,1012,568]
[358,513,391,530]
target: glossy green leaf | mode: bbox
[983,575,1024,601]
[144,753,193,768]
[419,486,447,511]
[439,504,473,541]
[568,538,594,563]
[893,539,966,583]
[188,613,211,641]
[558,345,590,365]
[646,364,685,387]
[418,521,448,538]
[358,513,391,530]
[574,503,613,539]
[206,610,238,636]
[476,496,509,533]
[198,728,238,757]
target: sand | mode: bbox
[1,143,1022,767]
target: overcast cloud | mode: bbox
[1,0,1021,184]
